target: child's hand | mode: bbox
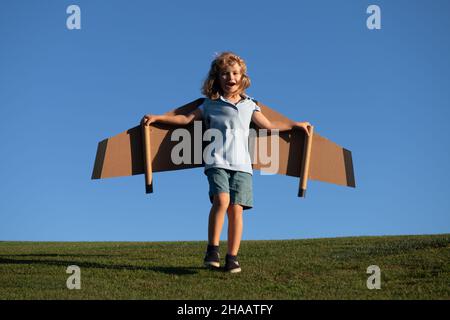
[142,114,157,126]
[295,122,313,136]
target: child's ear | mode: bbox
[241,74,251,89]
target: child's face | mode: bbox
[218,63,243,97]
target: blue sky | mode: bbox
[0,0,449,241]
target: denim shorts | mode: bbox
[205,167,254,210]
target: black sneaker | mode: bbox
[225,254,241,273]
[204,247,220,268]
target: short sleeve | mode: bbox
[198,103,204,114]
[253,102,261,113]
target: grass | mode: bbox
[0,234,449,299]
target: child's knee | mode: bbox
[227,204,243,217]
[213,192,230,209]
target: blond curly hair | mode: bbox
[201,52,251,99]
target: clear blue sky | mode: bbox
[1,0,449,241]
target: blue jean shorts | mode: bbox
[205,168,254,210]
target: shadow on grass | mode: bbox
[0,254,112,258]
[0,255,202,276]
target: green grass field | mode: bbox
[0,234,449,299]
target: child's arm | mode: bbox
[142,108,202,126]
[252,110,312,136]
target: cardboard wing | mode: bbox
[91,98,356,196]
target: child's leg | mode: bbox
[226,204,243,256]
[208,192,230,246]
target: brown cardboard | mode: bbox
[91,98,356,197]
